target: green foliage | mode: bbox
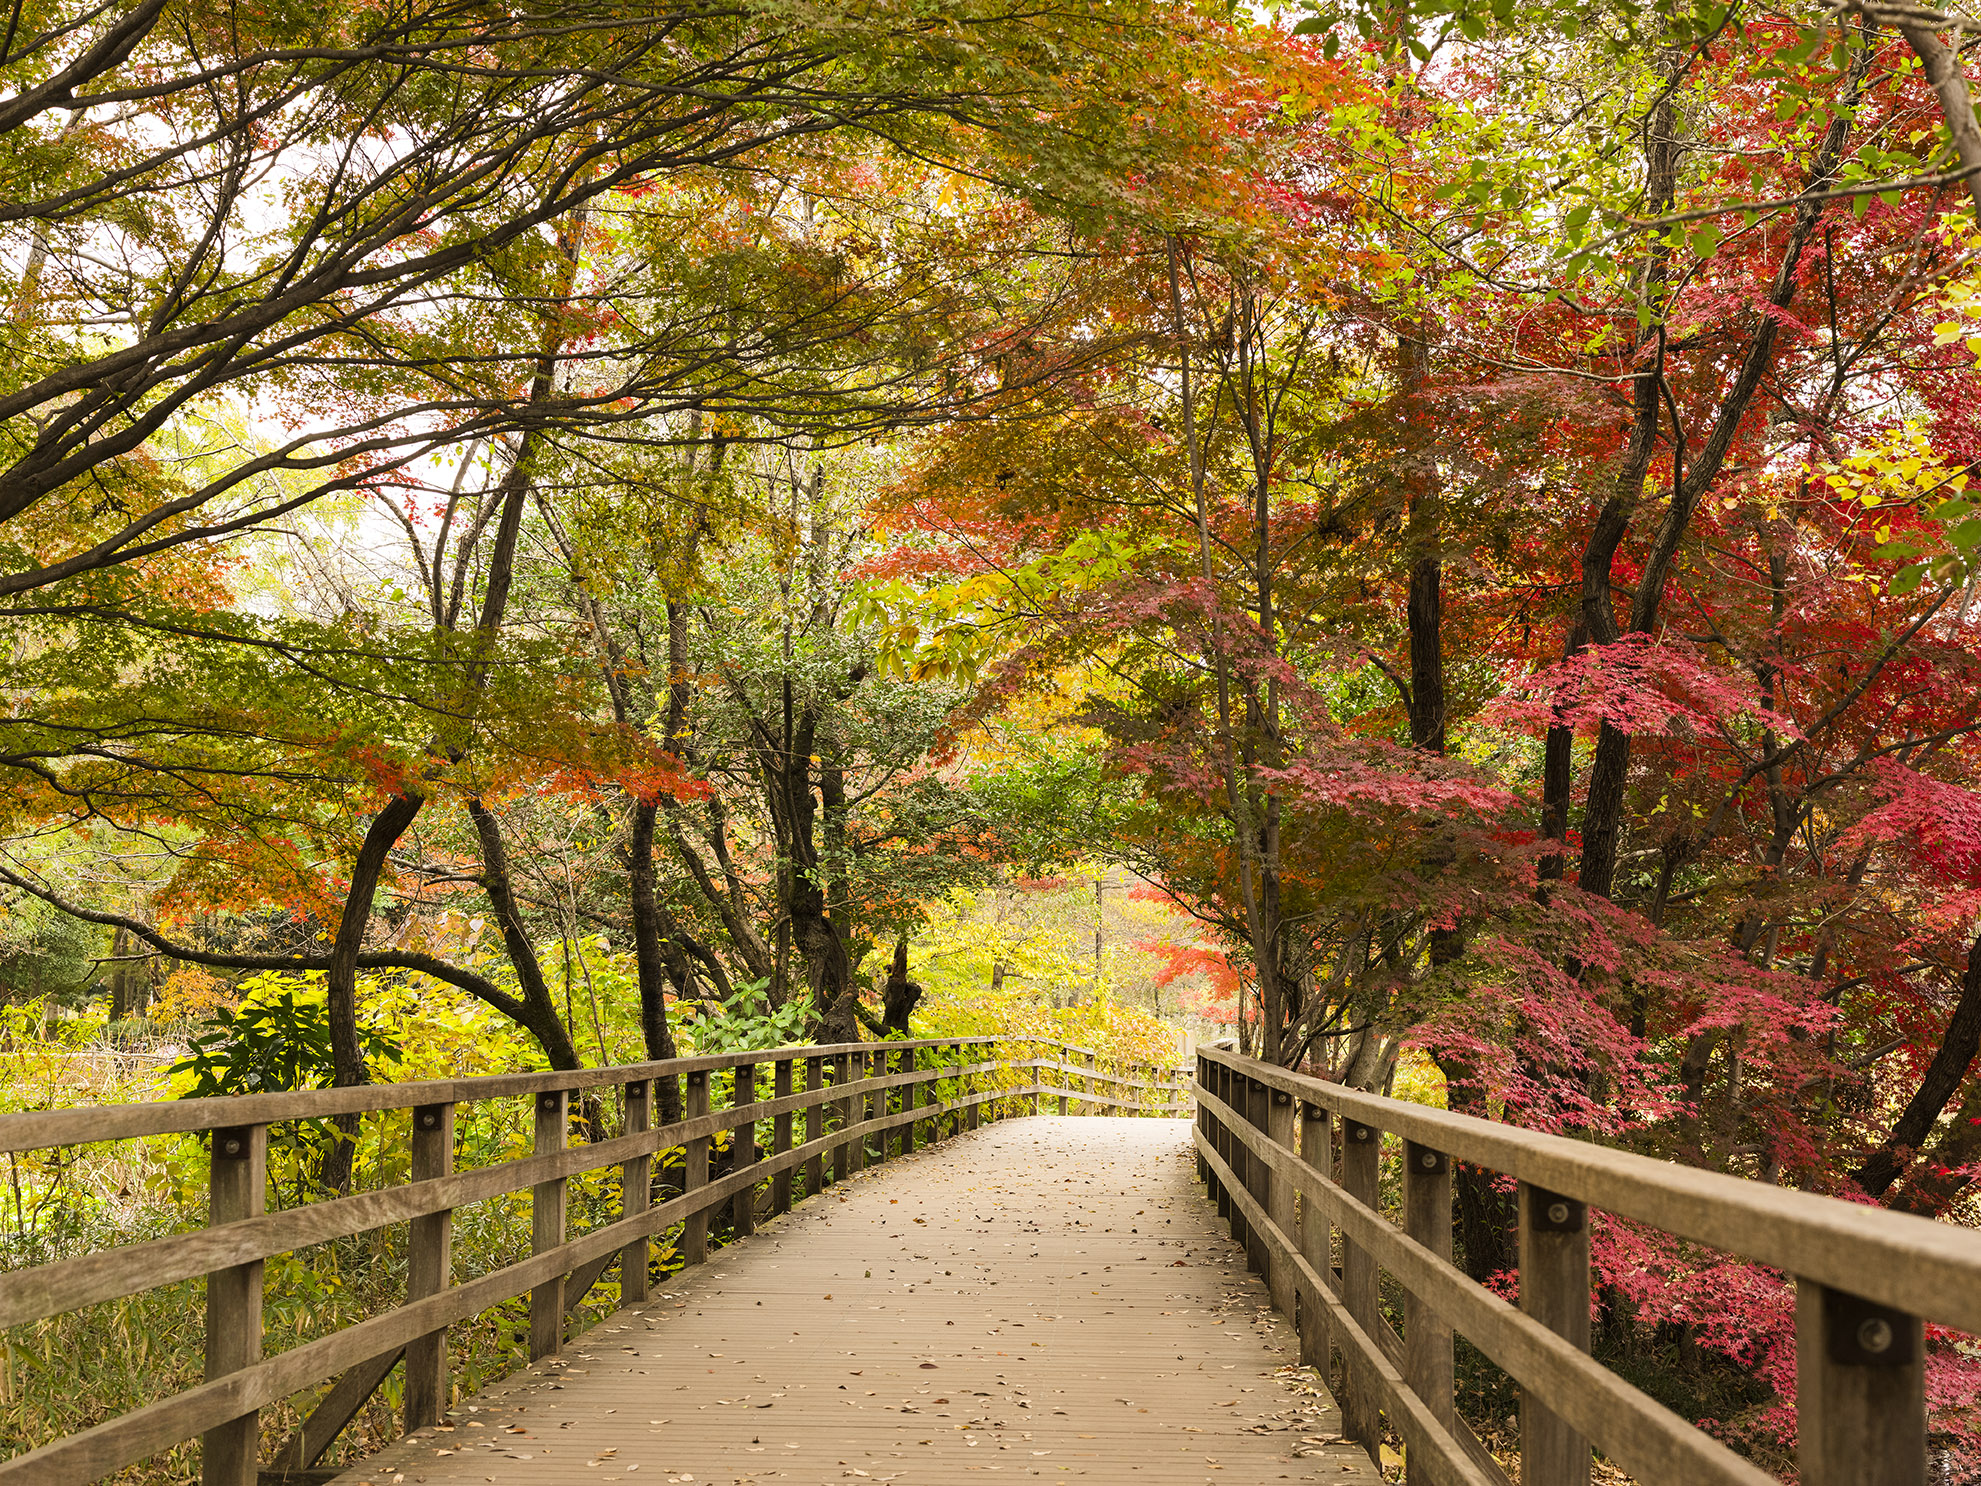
[0,895,99,1009]
[681,981,817,1053]
[169,984,402,1098]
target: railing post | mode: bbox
[1339,1118,1382,1455]
[833,1053,856,1179]
[868,1049,889,1164]
[732,1061,758,1237]
[901,1047,919,1154]
[1245,1078,1271,1277]
[406,1102,455,1432]
[202,1122,266,1486]
[1195,1055,1209,1185]
[619,1081,651,1307]
[1225,1065,1245,1244]
[772,1058,794,1216]
[931,1046,947,1140]
[930,1046,945,1140]
[1298,1101,1333,1378]
[935,1045,948,1137]
[1519,1184,1590,1486]
[965,1044,981,1130]
[1403,1140,1456,1472]
[530,1089,568,1361]
[805,1056,826,1197]
[926,1045,941,1142]
[1204,1061,1220,1228]
[1057,1041,1069,1117]
[1795,1281,1925,1486]
[1265,1087,1296,1315]
[683,1071,710,1266]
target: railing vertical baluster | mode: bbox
[201,1122,266,1486]
[1339,1118,1382,1455]
[1795,1281,1925,1486]
[805,1056,826,1197]
[772,1058,794,1216]
[618,1082,651,1310]
[1265,1088,1296,1315]
[833,1052,856,1179]
[530,1090,568,1360]
[683,1071,710,1266]
[1297,1100,1333,1379]
[732,1061,758,1236]
[406,1102,455,1431]
[1403,1141,1455,1470]
[1519,1183,1590,1486]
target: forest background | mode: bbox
[5,0,1981,1475]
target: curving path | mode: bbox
[329,1118,1383,1486]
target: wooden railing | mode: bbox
[0,1036,1188,1485]
[1194,1043,1981,1486]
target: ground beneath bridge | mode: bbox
[330,1116,1384,1486]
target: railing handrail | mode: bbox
[0,1036,1191,1153]
[0,1034,1194,1486]
[1194,1043,1979,1486]
[1197,1043,1981,1335]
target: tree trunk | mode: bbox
[317,793,425,1192]
[467,797,582,1071]
[628,799,684,1123]
[1888,1077,1981,1218]
[881,933,922,1036]
[1852,930,1981,1197]
[1575,51,1866,898]
[1434,1058,1515,1278]
[107,923,151,1020]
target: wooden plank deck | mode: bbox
[328,1117,1385,1486]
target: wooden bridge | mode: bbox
[1,1038,1977,1486]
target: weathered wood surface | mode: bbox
[0,1043,1183,1154]
[1195,1044,1981,1486]
[1196,1046,1981,1339]
[326,1119,1381,1486]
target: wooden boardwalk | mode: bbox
[328,1117,1384,1486]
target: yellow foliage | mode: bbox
[153,965,235,1020]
